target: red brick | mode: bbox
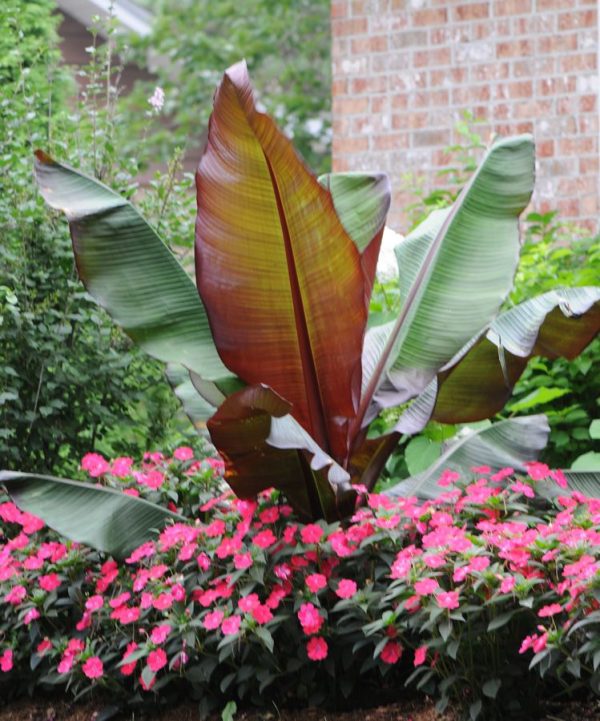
[580,156,599,174]
[559,137,596,154]
[331,1,348,18]
[537,34,578,53]
[334,97,369,115]
[559,54,597,72]
[395,112,428,129]
[538,77,578,96]
[412,8,448,25]
[537,140,555,158]
[557,96,578,114]
[557,199,580,218]
[497,39,534,58]
[371,96,389,114]
[391,94,409,111]
[373,134,409,150]
[413,47,451,67]
[471,63,509,82]
[514,121,534,134]
[509,80,534,98]
[513,99,553,119]
[557,10,597,30]
[453,3,489,21]
[494,0,532,14]
[334,136,369,153]
[580,95,597,112]
[430,67,468,85]
[332,79,348,95]
[350,75,388,94]
[332,17,368,36]
[350,0,366,15]
[351,34,388,53]
[452,85,491,104]
[558,176,598,195]
[430,89,450,106]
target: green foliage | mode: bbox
[0,1,199,474]
[507,213,600,468]
[2,454,600,721]
[124,0,332,173]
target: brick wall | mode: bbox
[331,0,600,233]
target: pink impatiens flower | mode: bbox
[306,637,328,661]
[300,524,324,544]
[150,624,171,644]
[297,602,324,635]
[438,469,460,487]
[173,446,194,461]
[24,608,40,625]
[203,609,224,630]
[414,646,427,666]
[82,656,104,679]
[253,529,277,549]
[436,591,460,610]
[221,615,242,636]
[39,573,61,592]
[5,585,26,605]
[0,649,13,673]
[538,603,562,618]
[306,573,327,593]
[335,579,357,599]
[414,578,439,596]
[147,648,167,672]
[510,481,535,499]
[380,640,402,664]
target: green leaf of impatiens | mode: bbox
[0,472,183,559]
[34,151,237,393]
[386,415,550,499]
[359,135,535,425]
[397,287,600,434]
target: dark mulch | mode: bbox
[1,697,600,721]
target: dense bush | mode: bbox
[0,0,199,474]
[2,448,600,719]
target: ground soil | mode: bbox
[2,697,600,721]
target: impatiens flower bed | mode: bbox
[2,452,600,719]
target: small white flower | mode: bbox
[148,86,165,112]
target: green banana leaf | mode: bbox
[165,364,215,430]
[359,135,535,427]
[396,287,600,433]
[386,415,550,499]
[0,472,183,559]
[34,151,239,396]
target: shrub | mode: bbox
[2,449,600,719]
[0,0,199,474]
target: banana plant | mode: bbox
[2,61,599,557]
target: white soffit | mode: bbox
[56,0,152,38]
